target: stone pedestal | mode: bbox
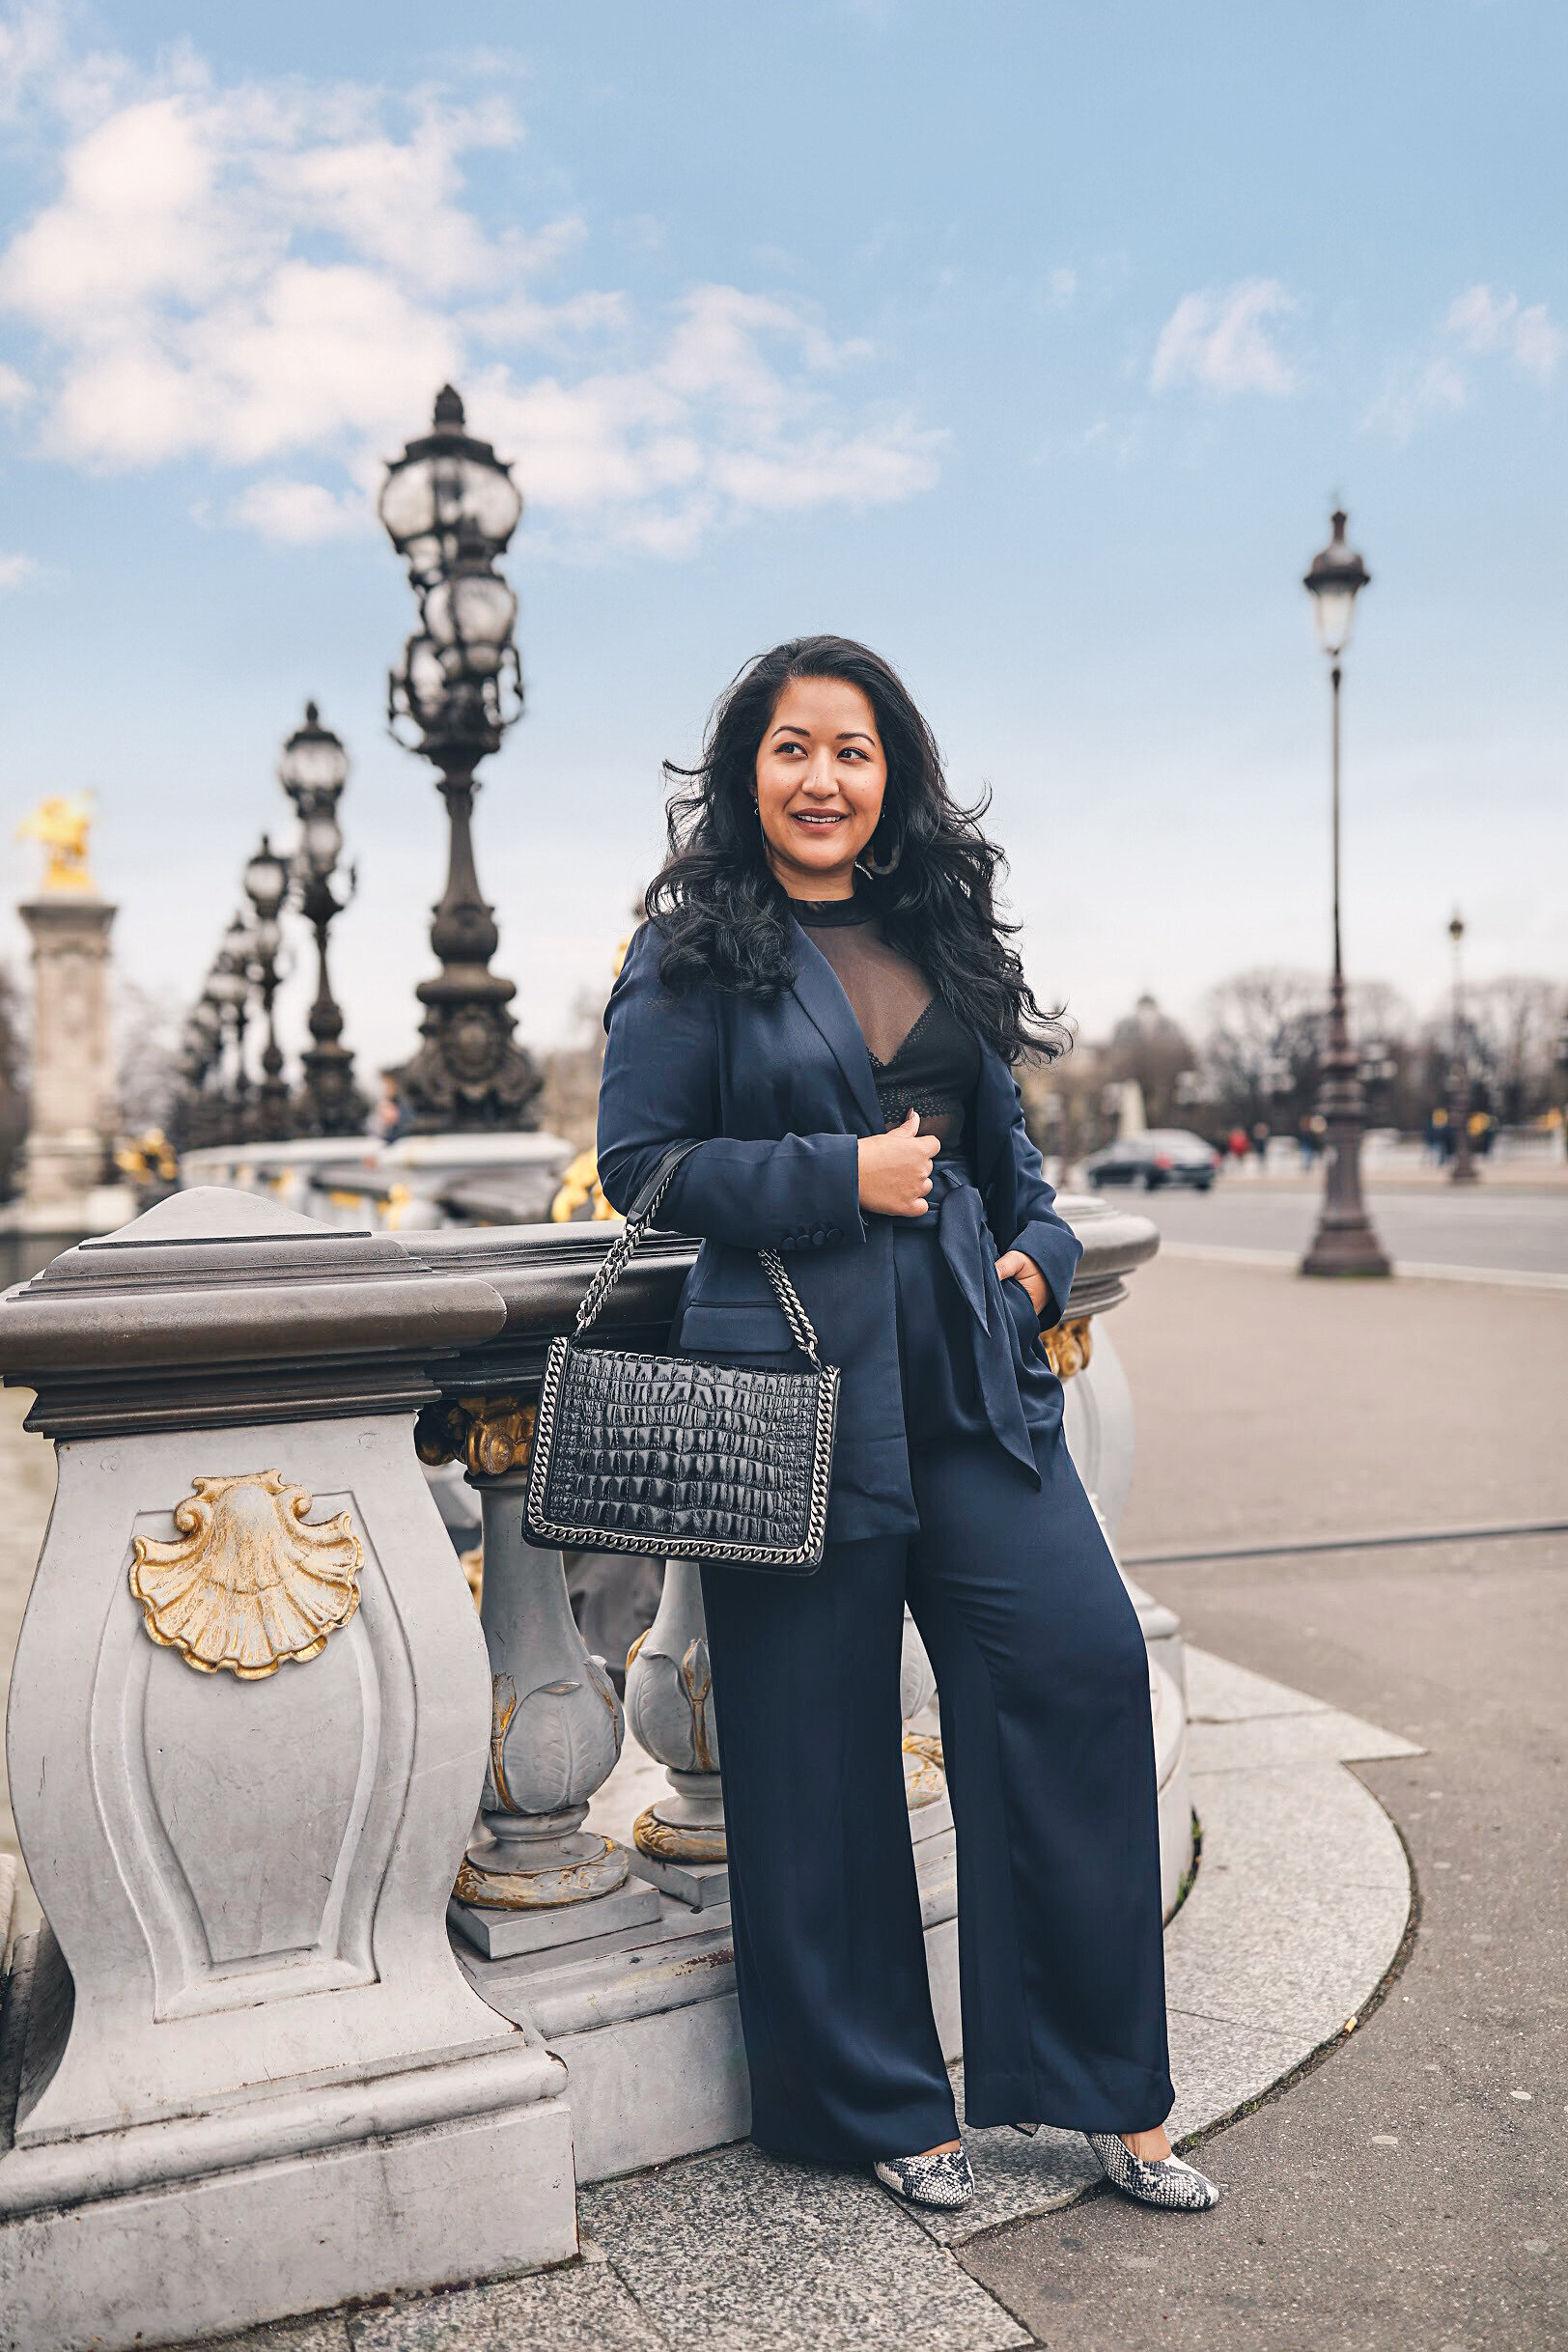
[17,892,116,1209]
[0,1190,576,2352]
[0,893,132,1285]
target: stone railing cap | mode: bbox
[0,1187,507,1400]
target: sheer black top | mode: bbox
[794,895,981,1157]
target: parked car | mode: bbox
[1082,1131,1219,1190]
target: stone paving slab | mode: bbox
[578,2141,1029,2352]
[352,2262,669,2350]
[1165,1761,1413,2051]
[208,2321,352,2352]
[1187,1706,1423,1776]
[1184,1644,1330,1722]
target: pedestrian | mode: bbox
[372,1072,407,1143]
[597,636,1218,2218]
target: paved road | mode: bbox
[961,1252,1567,2351]
[1103,1180,1568,1278]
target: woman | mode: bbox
[597,635,1219,2216]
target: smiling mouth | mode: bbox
[791,810,848,827]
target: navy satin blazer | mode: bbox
[596,915,1083,1542]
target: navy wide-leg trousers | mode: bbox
[700,1409,1175,2167]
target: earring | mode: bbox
[856,829,901,877]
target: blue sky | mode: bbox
[0,0,1562,1081]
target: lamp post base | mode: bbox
[1301,978,1391,1280]
[1301,1210,1392,1278]
[396,987,543,1134]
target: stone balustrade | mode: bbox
[0,1179,1178,2351]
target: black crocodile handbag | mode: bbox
[524,1142,840,1573]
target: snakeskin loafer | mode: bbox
[1083,2131,1221,2210]
[873,2147,975,2208]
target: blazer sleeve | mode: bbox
[1000,1078,1082,1329]
[596,922,868,1255]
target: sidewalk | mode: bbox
[961,1254,1567,2350]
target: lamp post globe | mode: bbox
[277,703,367,1139]
[379,384,541,1133]
[1299,508,1391,1278]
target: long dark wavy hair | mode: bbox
[645,634,1068,1064]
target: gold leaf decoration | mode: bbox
[1043,1315,1095,1380]
[414,1394,535,1480]
[129,1471,362,1680]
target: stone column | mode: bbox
[18,890,117,1208]
[420,1398,661,1961]
[0,1187,576,2352]
[624,1557,729,1908]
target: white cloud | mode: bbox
[1150,279,1300,398]
[226,477,366,543]
[1445,283,1564,383]
[1365,282,1564,441]
[0,359,29,408]
[0,549,40,588]
[0,39,943,554]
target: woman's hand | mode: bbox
[858,1107,940,1217]
[994,1248,1048,1314]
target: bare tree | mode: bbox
[116,982,186,1137]
[1464,976,1565,1123]
[1198,968,1323,1128]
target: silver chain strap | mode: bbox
[574,1146,823,1368]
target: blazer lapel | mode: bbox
[787,917,885,1136]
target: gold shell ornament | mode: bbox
[130,1471,363,1679]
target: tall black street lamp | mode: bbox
[278,703,367,1138]
[1300,510,1391,1277]
[243,834,291,1140]
[378,384,542,1132]
[1446,910,1478,1185]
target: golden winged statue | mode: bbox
[16,793,97,893]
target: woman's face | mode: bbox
[754,674,887,898]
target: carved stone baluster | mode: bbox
[624,1568,948,1913]
[418,1396,661,1961]
[623,1558,728,1909]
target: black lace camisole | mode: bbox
[794,895,981,1157]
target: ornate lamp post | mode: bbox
[1447,910,1478,1185]
[278,703,366,1138]
[243,834,291,1140]
[378,385,542,1132]
[207,916,256,1146]
[177,994,223,1150]
[1300,510,1391,1277]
